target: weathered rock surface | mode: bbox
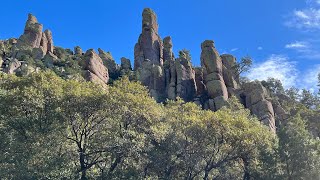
[201,40,228,110]
[98,48,119,79]
[174,53,197,102]
[83,49,109,84]
[134,8,166,101]
[74,46,83,55]
[163,37,176,100]
[134,8,163,69]
[243,81,276,133]
[44,30,54,53]
[194,68,206,96]
[5,59,21,74]
[17,14,43,49]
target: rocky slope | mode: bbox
[0,9,288,133]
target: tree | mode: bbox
[285,87,300,102]
[278,113,320,179]
[178,49,192,61]
[261,77,285,95]
[145,97,277,179]
[234,56,252,77]
[300,89,317,109]
[0,71,73,179]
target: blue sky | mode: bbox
[1,0,320,91]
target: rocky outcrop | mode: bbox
[134,8,166,101]
[98,48,119,80]
[44,30,54,53]
[201,40,228,110]
[83,49,109,84]
[174,54,197,102]
[134,8,163,69]
[0,10,284,133]
[163,37,176,100]
[16,14,43,49]
[243,81,276,133]
[5,59,21,74]
[221,54,239,96]
[74,46,83,55]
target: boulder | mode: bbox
[243,81,276,133]
[83,49,109,84]
[32,47,46,59]
[43,52,58,68]
[221,54,239,90]
[6,59,21,74]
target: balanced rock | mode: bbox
[83,49,109,84]
[201,40,228,109]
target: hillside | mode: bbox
[0,8,320,180]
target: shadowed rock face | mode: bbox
[98,48,119,80]
[83,49,109,84]
[174,56,197,102]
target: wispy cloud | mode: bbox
[286,1,320,30]
[246,55,298,89]
[285,41,309,49]
[246,54,320,91]
[299,65,320,92]
[257,47,263,50]
[230,48,239,52]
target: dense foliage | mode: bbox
[0,71,319,179]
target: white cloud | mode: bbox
[246,54,320,91]
[246,55,298,89]
[299,65,320,92]
[230,48,239,52]
[286,8,320,29]
[285,41,309,49]
[257,47,263,50]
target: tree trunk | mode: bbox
[243,158,250,180]
[80,151,87,180]
[203,169,209,180]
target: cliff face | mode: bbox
[0,9,282,133]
